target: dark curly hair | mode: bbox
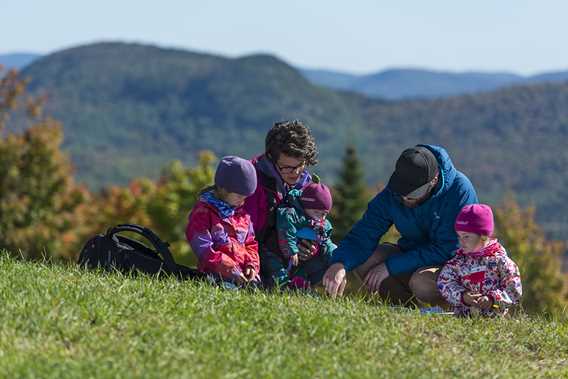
[265,120,318,166]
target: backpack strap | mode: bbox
[106,224,179,274]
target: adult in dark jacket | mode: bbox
[323,145,478,305]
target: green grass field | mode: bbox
[1,252,567,378]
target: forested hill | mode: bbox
[22,42,367,186]
[20,42,568,237]
[354,82,568,236]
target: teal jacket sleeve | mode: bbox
[321,219,337,256]
[276,207,300,257]
[330,190,393,271]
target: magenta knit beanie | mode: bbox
[300,183,332,211]
[455,204,494,236]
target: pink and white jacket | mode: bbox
[437,240,522,316]
[186,198,259,282]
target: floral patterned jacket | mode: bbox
[437,240,522,316]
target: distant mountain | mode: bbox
[19,42,568,239]
[22,42,367,188]
[351,69,523,99]
[299,69,359,91]
[301,67,568,99]
[529,71,568,84]
[0,53,41,70]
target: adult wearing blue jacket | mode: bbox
[323,145,478,305]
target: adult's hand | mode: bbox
[323,263,347,298]
[363,263,390,293]
[297,239,317,261]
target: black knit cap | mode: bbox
[388,146,439,196]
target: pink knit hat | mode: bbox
[454,204,494,236]
[300,183,332,211]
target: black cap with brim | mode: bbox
[388,146,439,196]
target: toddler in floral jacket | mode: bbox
[437,204,522,316]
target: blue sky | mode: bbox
[2,1,567,74]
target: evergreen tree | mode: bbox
[331,146,369,241]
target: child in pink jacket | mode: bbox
[437,204,522,316]
[186,156,260,286]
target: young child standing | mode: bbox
[185,156,260,286]
[267,182,336,288]
[437,204,522,316]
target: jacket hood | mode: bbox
[417,144,457,199]
[253,154,311,194]
[456,239,506,259]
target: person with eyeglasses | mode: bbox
[323,145,478,307]
[244,120,324,287]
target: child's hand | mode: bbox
[234,272,248,286]
[244,267,256,281]
[475,296,493,310]
[463,292,493,310]
[297,240,317,260]
[289,254,299,267]
[463,291,482,306]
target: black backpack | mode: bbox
[78,224,203,280]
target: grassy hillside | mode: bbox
[1,252,567,378]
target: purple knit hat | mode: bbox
[455,204,494,236]
[300,183,332,211]
[214,156,257,196]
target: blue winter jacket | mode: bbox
[331,145,478,276]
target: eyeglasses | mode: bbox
[276,161,306,174]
